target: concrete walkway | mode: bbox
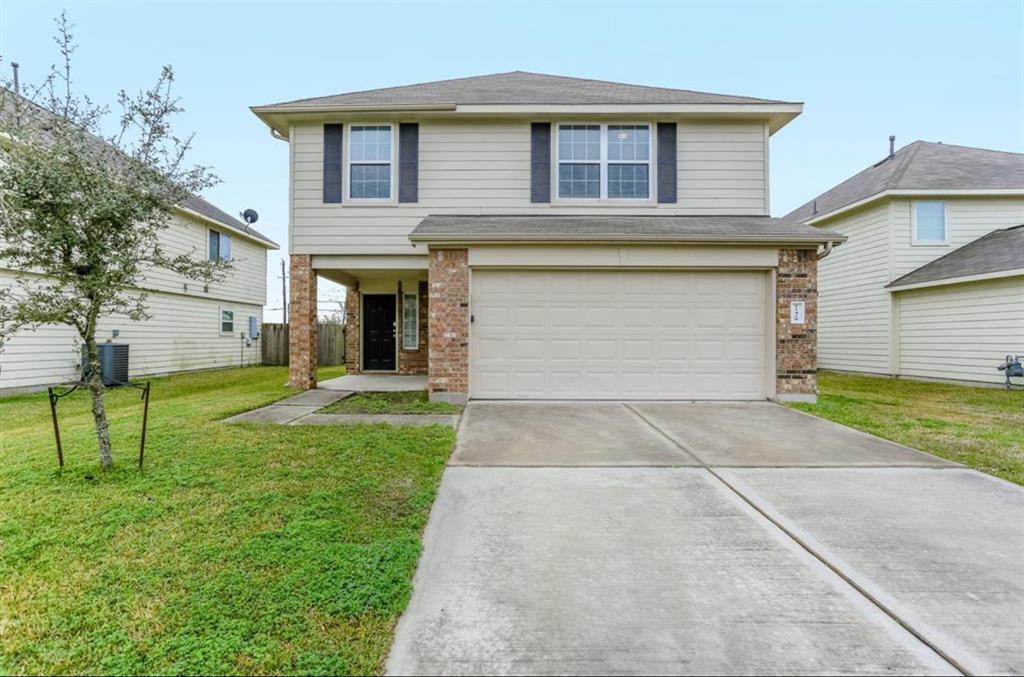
[319,374,428,392]
[387,402,1023,676]
[223,384,458,428]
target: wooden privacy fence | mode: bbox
[261,322,346,366]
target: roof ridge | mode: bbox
[912,139,1024,156]
[263,71,522,108]
[507,70,792,104]
[258,70,793,108]
[889,140,925,189]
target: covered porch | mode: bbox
[288,253,430,389]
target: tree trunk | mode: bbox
[84,337,114,469]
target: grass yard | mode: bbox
[0,366,455,675]
[790,371,1024,485]
[320,390,463,416]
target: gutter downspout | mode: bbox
[817,241,834,260]
[270,128,288,142]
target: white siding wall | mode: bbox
[816,202,893,373]
[897,276,1024,384]
[0,270,263,391]
[142,212,269,307]
[890,196,1024,279]
[290,119,769,255]
[0,212,270,391]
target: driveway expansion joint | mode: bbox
[622,402,971,677]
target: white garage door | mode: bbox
[471,270,769,400]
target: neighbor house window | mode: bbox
[349,125,393,199]
[208,229,232,260]
[913,201,947,244]
[557,123,651,200]
[221,309,234,334]
[402,292,418,350]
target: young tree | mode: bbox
[0,14,229,468]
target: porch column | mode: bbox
[344,286,361,375]
[288,254,318,390]
[427,248,469,403]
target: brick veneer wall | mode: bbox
[776,248,818,399]
[345,286,361,375]
[427,249,469,400]
[288,255,318,390]
[398,281,429,375]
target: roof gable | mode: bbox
[256,71,792,109]
[787,141,1024,223]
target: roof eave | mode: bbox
[250,102,804,137]
[806,188,1024,225]
[887,268,1024,292]
[177,206,280,250]
[408,232,846,246]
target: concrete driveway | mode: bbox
[387,402,1024,676]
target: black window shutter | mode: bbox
[398,123,419,203]
[657,123,677,204]
[323,123,343,203]
[530,122,551,203]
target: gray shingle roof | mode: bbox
[257,71,792,109]
[1,88,278,248]
[787,141,1024,223]
[887,225,1024,289]
[409,215,845,244]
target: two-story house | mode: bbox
[252,72,844,403]
[0,92,279,392]
[787,141,1024,385]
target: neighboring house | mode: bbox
[252,71,845,403]
[0,95,279,393]
[787,141,1024,385]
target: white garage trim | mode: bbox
[469,268,773,400]
[468,245,780,268]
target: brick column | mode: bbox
[288,255,318,390]
[776,248,818,402]
[344,286,361,375]
[428,249,469,403]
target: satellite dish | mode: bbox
[241,209,259,224]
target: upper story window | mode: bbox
[348,125,393,200]
[912,200,948,245]
[556,123,651,200]
[208,229,231,261]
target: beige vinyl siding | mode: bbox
[140,212,269,307]
[896,276,1024,384]
[816,202,893,373]
[891,196,1024,279]
[289,119,769,255]
[0,271,262,391]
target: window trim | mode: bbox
[208,228,232,261]
[344,122,398,204]
[911,200,950,246]
[401,291,419,351]
[220,307,235,336]
[553,121,656,203]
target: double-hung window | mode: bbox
[220,309,234,334]
[208,229,232,261]
[556,123,652,200]
[348,125,393,200]
[912,201,948,245]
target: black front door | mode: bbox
[363,294,396,371]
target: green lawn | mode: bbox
[320,391,463,416]
[0,366,455,676]
[790,371,1024,485]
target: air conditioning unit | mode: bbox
[81,343,130,386]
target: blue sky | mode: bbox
[2,0,1021,319]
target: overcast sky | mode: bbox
[2,0,1021,321]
